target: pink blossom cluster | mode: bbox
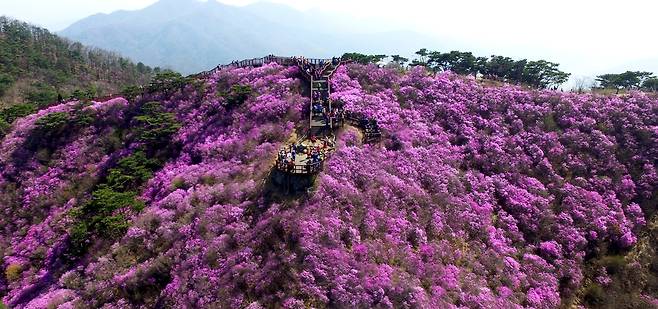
[1,62,656,308]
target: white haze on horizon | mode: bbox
[2,0,658,83]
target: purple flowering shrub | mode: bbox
[0,62,657,308]
[314,64,656,307]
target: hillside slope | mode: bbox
[0,17,154,109]
[60,0,438,74]
[0,63,657,308]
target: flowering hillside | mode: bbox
[0,62,656,308]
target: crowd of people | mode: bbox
[276,135,335,173]
[311,92,347,131]
[294,56,341,79]
[341,111,382,142]
[274,56,381,175]
[360,118,380,134]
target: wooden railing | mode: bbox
[275,135,335,175]
[275,160,324,175]
[194,55,342,79]
[343,111,383,143]
[193,55,352,80]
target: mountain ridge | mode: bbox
[60,0,441,74]
[0,16,154,111]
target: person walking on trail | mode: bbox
[323,114,330,130]
[278,148,285,162]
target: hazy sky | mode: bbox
[3,0,658,78]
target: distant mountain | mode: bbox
[0,16,153,109]
[60,0,441,74]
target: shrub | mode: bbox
[0,72,14,96]
[26,82,58,107]
[34,112,70,135]
[84,186,141,216]
[106,152,158,191]
[599,255,627,275]
[121,85,142,101]
[71,188,142,255]
[98,215,131,239]
[73,108,95,127]
[219,84,253,108]
[134,102,181,147]
[5,263,22,282]
[148,71,187,94]
[0,119,9,137]
[542,113,559,132]
[120,257,172,305]
[583,283,606,306]
[0,103,36,123]
[70,146,171,256]
[70,89,93,101]
[68,222,89,256]
[27,111,73,152]
[172,177,187,189]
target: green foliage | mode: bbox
[484,55,516,79]
[596,71,655,92]
[84,186,140,215]
[390,55,409,66]
[98,215,131,238]
[412,48,571,89]
[68,221,89,256]
[0,103,36,123]
[121,85,142,101]
[522,60,571,89]
[34,112,70,136]
[70,87,96,102]
[0,72,14,96]
[0,16,153,109]
[23,105,96,150]
[412,48,429,65]
[69,184,144,255]
[106,151,158,191]
[428,51,479,75]
[583,283,606,306]
[148,71,187,94]
[73,108,95,127]
[25,82,58,107]
[133,102,182,146]
[219,84,253,108]
[642,77,658,92]
[341,53,387,65]
[4,263,22,282]
[172,177,187,190]
[482,56,528,83]
[0,119,9,137]
[68,100,181,257]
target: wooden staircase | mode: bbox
[301,62,339,136]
